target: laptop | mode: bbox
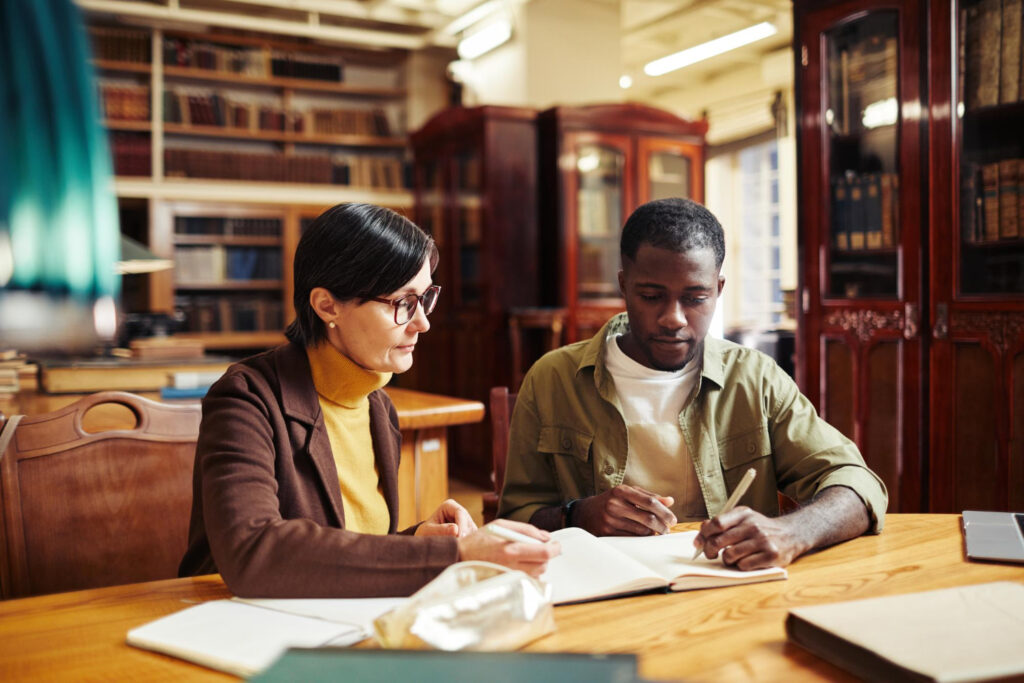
[962,510,1024,563]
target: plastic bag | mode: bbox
[374,562,555,651]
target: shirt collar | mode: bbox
[579,312,725,390]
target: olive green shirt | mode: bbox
[498,314,887,530]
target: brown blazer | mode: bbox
[178,342,458,597]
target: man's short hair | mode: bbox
[620,198,725,269]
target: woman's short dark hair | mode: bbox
[620,197,725,269]
[285,203,437,347]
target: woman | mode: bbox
[179,203,558,597]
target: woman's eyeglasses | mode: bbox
[371,285,441,325]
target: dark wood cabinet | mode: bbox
[406,106,539,487]
[538,104,707,341]
[795,0,1024,513]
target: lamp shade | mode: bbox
[118,235,173,275]
[0,0,120,352]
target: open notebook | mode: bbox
[126,597,405,677]
[542,527,787,604]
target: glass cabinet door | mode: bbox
[958,0,1024,296]
[454,151,483,306]
[637,138,702,204]
[573,140,626,299]
[825,13,900,299]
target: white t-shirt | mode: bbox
[604,334,707,520]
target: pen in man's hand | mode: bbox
[691,467,757,560]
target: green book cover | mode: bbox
[250,649,640,683]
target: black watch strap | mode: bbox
[561,498,579,528]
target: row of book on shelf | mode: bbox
[108,135,411,188]
[164,37,345,82]
[175,245,282,285]
[964,159,1024,242]
[175,295,284,334]
[89,26,150,63]
[830,35,897,135]
[831,172,901,250]
[161,89,393,136]
[175,217,282,237]
[963,0,1024,109]
[90,28,353,86]
[164,148,410,188]
[99,83,149,121]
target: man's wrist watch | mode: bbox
[561,498,579,528]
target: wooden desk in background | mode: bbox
[0,363,484,531]
[1,515,1020,682]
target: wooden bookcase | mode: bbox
[794,0,1024,513]
[537,104,708,342]
[88,24,416,350]
[406,106,540,487]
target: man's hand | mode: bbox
[693,486,871,569]
[416,499,478,538]
[457,520,561,577]
[693,506,809,569]
[574,485,677,536]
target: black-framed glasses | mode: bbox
[371,285,441,325]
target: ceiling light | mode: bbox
[619,75,633,89]
[644,22,778,77]
[457,18,512,59]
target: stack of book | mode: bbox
[962,160,1023,243]
[174,245,282,284]
[163,37,268,77]
[99,83,150,121]
[89,26,151,64]
[174,216,281,237]
[174,295,284,334]
[111,133,151,176]
[831,172,901,250]
[963,0,1024,110]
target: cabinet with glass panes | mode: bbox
[538,104,707,342]
[795,0,1024,514]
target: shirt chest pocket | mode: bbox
[718,424,772,470]
[537,426,593,462]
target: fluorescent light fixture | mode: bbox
[644,22,778,76]
[619,74,633,89]
[457,17,512,59]
[443,0,503,36]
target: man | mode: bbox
[498,198,886,570]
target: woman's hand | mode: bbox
[456,520,561,578]
[415,499,478,538]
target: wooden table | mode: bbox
[0,515,1020,681]
[0,374,484,531]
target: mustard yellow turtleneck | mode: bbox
[307,342,393,535]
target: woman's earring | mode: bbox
[328,321,336,329]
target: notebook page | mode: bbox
[600,531,786,585]
[126,600,365,677]
[234,596,405,629]
[542,527,667,604]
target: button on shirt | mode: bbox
[604,334,706,520]
[498,313,888,529]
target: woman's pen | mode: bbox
[691,467,757,560]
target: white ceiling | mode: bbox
[77,0,794,99]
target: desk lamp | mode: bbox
[0,0,120,353]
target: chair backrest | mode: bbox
[483,387,517,522]
[0,391,201,599]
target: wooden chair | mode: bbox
[0,391,201,599]
[482,386,517,523]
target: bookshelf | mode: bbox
[794,0,1024,515]
[407,106,540,487]
[87,24,417,350]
